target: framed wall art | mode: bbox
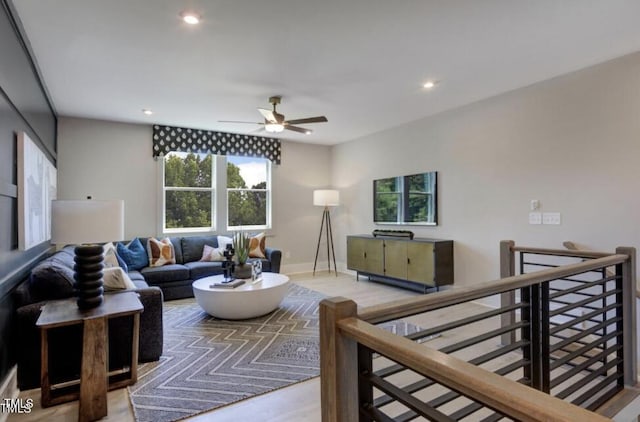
[17,132,56,250]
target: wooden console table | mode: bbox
[36,291,143,422]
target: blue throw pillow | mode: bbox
[116,238,148,271]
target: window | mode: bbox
[161,153,271,233]
[227,156,271,230]
[163,152,215,231]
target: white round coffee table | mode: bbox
[192,273,290,320]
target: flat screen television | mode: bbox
[373,171,437,225]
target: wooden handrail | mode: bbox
[337,317,610,422]
[563,240,640,298]
[359,254,628,324]
[515,244,612,259]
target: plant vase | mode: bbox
[233,232,252,279]
[233,263,252,279]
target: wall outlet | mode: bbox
[542,212,561,225]
[529,212,542,225]
[530,199,540,211]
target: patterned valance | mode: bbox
[152,125,281,164]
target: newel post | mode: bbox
[320,297,359,422]
[500,240,516,345]
[616,246,637,385]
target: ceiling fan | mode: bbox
[219,96,328,134]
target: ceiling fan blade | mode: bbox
[285,116,328,125]
[218,120,263,124]
[285,125,313,134]
[257,108,277,123]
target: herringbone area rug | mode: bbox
[129,283,421,422]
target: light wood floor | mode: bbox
[9,272,638,422]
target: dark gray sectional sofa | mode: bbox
[14,246,164,389]
[13,234,281,389]
[133,235,282,300]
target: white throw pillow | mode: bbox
[200,244,226,262]
[103,242,121,268]
[217,235,233,249]
[103,267,136,291]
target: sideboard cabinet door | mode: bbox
[383,240,407,280]
[407,242,435,286]
[347,237,384,274]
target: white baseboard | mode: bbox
[0,366,19,422]
[281,261,347,275]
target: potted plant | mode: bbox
[233,232,252,279]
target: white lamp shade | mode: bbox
[313,190,340,207]
[51,200,125,244]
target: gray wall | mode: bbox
[57,117,333,272]
[332,51,640,288]
[0,0,57,385]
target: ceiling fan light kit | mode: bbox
[219,96,328,135]
[265,123,284,133]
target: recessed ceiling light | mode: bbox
[181,12,200,25]
[142,109,153,116]
[423,81,436,89]
[305,130,312,135]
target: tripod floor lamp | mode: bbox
[313,189,339,276]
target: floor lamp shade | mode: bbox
[51,200,125,309]
[313,189,340,207]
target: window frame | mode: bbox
[161,152,217,234]
[159,153,272,235]
[226,156,272,231]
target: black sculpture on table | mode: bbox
[222,243,235,282]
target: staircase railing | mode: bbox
[320,241,636,421]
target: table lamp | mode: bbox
[312,189,339,276]
[51,199,125,309]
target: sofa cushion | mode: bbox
[29,257,76,302]
[147,237,176,267]
[181,236,221,263]
[184,261,224,280]
[127,270,146,283]
[117,238,148,271]
[141,264,190,284]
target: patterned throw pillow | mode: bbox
[200,244,226,262]
[117,238,149,271]
[147,237,176,267]
[248,232,266,259]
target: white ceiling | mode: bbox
[11,0,640,145]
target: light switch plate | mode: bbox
[529,212,542,225]
[542,212,561,225]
